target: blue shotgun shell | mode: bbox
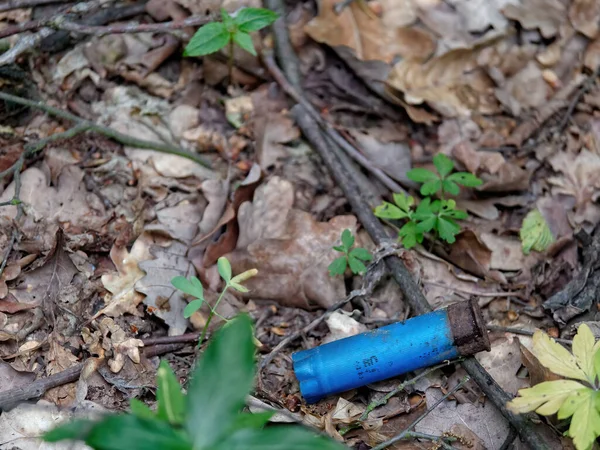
[292,299,490,403]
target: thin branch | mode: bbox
[371,376,471,450]
[0,27,54,64]
[0,0,69,12]
[0,92,212,168]
[340,358,463,436]
[559,63,600,131]
[487,325,572,345]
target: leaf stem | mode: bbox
[198,284,230,347]
[228,36,234,85]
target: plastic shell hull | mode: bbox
[292,310,460,403]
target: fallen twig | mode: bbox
[371,376,471,450]
[487,325,573,345]
[0,0,69,12]
[559,64,600,132]
[0,92,212,168]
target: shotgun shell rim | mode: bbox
[447,298,491,355]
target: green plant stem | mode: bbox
[0,91,212,168]
[228,37,234,85]
[198,285,229,347]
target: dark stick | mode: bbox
[0,0,69,12]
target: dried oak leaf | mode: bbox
[224,177,356,309]
[503,0,566,39]
[548,149,600,229]
[98,317,144,373]
[569,0,600,38]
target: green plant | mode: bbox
[44,315,345,450]
[184,7,278,81]
[374,154,482,248]
[507,324,600,450]
[171,257,257,347]
[520,208,555,255]
[328,229,373,276]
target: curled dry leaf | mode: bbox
[98,317,144,373]
[503,0,566,39]
[0,264,20,299]
[224,177,357,309]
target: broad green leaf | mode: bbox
[420,179,442,196]
[156,360,185,426]
[230,281,250,293]
[562,390,600,450]
[332,245,345,253]
[44,419,95,442]
[341,229,355,250]
[446,172,483,187]
[399,221,422,249]
[213,425,346,450]
[441,179,460,196]
[349,247,372,261]
[520,209,555,255]
[130,399,155,420]
[184,22,230,57]
[433,153,454,177]
[186,314,256,448]
[46,415,192,450]
[183,299,204,318]
[348,256,367,275]
[436,217,461,243]
[233,7,279,32]
[572,324,597,384]
[533,330,588,381]
[228,412,274,431]
[230,268,258,285]
[218,257,232,283]
[406,168,438,183]
[392,193,414,213]
[507,380,589,415]
[233,31,256,55]
[171,276,204,300]
[374,202,409,220]
[328,256,347,276]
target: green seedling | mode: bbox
[171,257,257,347]
[507,324,600,450]
[328,229,373,276]
[184,7,278,81]
[520,208,555,255]
[374,154,482,248]
[44,315,345,450]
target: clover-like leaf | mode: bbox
[520,209,555,255]
[171,276,204,300]
[328,256,347,276]
[446,172,483,187]
[341,229,355,251]
[392,193,414,213]
[433,153,454,177]
[348,255,367,275]
[420,179,442,196]
[184,22,230,57]
[184,299,204,319]
[233,31,256,55]
[332,245,345,253]
[406,168,438,183]
[399,221,422,249]
[218,257,232,283]
[533,330,588,381]
[349,247,372,262]
[374,202,409,220]
[436,217,461,243]
[441,179,460,196]
[233,7,279,32]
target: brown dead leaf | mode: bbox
[584,36,600,70]
[255,113,300,171]
[520,341,562,386]
[477,161,530,192]
[0,361,35,393]
[0,295,37,314]
[494,61,549,116]
[475,336,528,395]
[503,0,566,39]
[0,264,20,299]
[446,230,506,282]
[97,317,144,373]
[569,0,600,38]
[548,149,600,229]
[224,177,356,309]
[44,336,80,406]
[100,232,154,318]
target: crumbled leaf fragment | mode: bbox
[520,209,555,255]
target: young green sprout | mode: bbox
[328,229,373,276]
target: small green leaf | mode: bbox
[233,7,279,32]
[507,380,589,415]
[157,360,186,426]
[186,315,256,448]
[221,8,235,31]
[446,172,483,187]
[420,179,442,196]
[433,153,454,177]
[44,419,95,442]
[392,193,414,213]
[172,276,204,300]
[328,256,348,276]
[332,245,345,253]
[184,22,230,57]
[561,389,600,450]
[213,425,347,450]
[228,412,274,431]
[436,217,461,243]
[233,31,256,55]
[520,209,555,255]
[230,282,249,293]
[572,324,597,384]
[399,221,422,249]
[441,179,460,196]
[374,202,409,220]
[406,168,438,183]
[348,256,367,275]
[218,257,232,283]
[341,229,355,250]
[349,247,372,261]
[415,216,436,234]
[183,299,204,319]
[130,399,155,420]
